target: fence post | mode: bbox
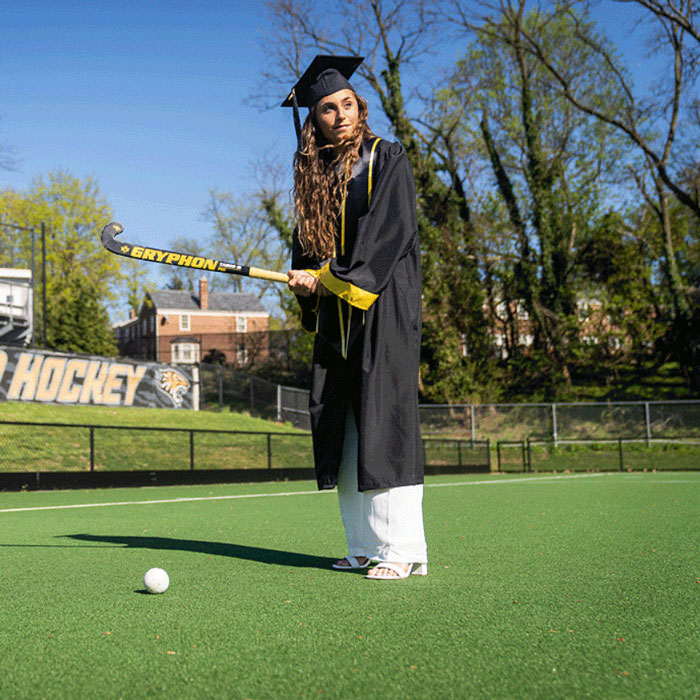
[217,365,223,411]
[526,438,532,473]
[457,439,462,467]
[618,438,624,472]
[521,440,527,473]
[645,402,651,448]
[198,363,204,411]
[190,430,195,470]
[89,427,95,471]
[276,385,282,422]
[470,404,476,443]
[267,433,272,469]
[552,403,558,448]
[486,439,491,472]
[496,442,502,471]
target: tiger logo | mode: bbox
[158,368,190,407]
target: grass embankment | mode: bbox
[0,401,299,431]
[2,388,698,475]
[0,402,311,473]
[498,361,697,404]
[568,361,697,402]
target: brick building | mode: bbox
[472,296,627,360]
[113,278,270,366]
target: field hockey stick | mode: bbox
[101,222,289,284]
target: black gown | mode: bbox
[292,137,423,492]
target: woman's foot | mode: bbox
[332,555,370,570]
[366,562,427,579]
[366,562,410,579]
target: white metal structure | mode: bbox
[0,268,33,346]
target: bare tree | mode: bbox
[511,0,700,223]
[617,0,700,44]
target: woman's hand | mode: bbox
[288,269,320,297]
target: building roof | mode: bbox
[0,268,32,282]
[147,290,268,314]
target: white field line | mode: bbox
[0,489,331,514]
[0,473,614,514]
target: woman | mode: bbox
[285,56,427,580]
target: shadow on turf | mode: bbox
[61,534,333,570]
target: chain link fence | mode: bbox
[194,363,700,441]
[274,384,700,443]
[418,400,700,443]
[198,364,280,420]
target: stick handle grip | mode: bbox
[247,267,289,284]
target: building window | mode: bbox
[172,342,200,364]
[516,303,529,320]
[180,314,190,331]
[236,316,247,333]
[236,346,249,365]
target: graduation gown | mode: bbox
[292,138,423,492]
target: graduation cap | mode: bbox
[282,55,364,150]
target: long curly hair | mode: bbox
[293,93,374,259]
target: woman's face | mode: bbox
[314,89,359,145]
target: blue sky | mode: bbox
[0,1,655,320]
[0,1,292,306]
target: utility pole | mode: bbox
[41,222,47,347]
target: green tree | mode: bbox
[0,171,122,355]
[578,209,662,368]
[47,271,117,355]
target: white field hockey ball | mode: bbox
[143,567,170,594]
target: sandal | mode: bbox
[332,555,371,570]
[366,562,427,580]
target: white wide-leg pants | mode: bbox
[337,407,428,565]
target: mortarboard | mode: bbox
[282,55,364,150]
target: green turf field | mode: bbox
[1,473,698,700]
